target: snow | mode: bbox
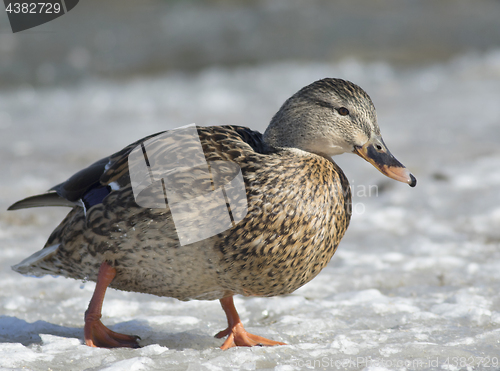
[1,50,500,370]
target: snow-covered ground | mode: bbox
[1,51,500,370]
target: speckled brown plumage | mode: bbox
[8,78,415,349]
[13,125,351,301]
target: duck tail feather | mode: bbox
[11,244,61,277]
[7,192,76,210]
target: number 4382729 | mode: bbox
[5,2,62,14]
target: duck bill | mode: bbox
[353,139,417,187]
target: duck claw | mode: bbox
[84,319,140,348]
[218,322,285,350]
[217,296,285,350]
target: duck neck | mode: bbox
[263,118,290,150]
[263,118,350,158]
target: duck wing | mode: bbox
[7,132,164,211]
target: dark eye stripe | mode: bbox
[315,100,335,109]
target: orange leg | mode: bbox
[215,296,286,350]
[84,261,140,348]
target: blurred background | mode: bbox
[1,1,500,370]
[1,0,500,85]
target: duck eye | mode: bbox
[337,107,349,116]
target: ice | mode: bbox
[99,357,155,371]
[0,343,54,368]
[1,50,500,370]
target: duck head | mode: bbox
[263,78,416,187]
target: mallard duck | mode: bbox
[8,78,416,350]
